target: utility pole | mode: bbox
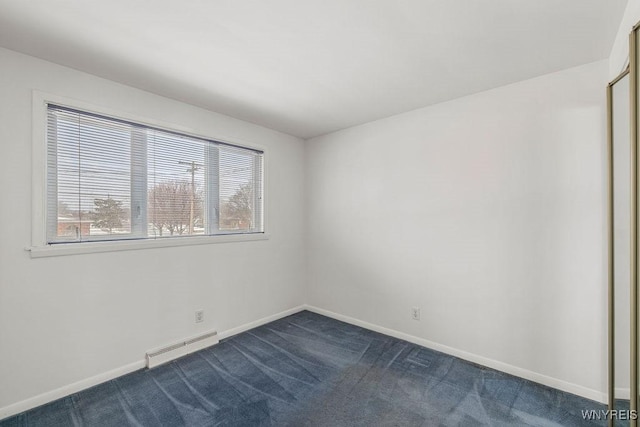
[178,160,203,234]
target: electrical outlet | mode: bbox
[195,309,204,323]
[411,307,420,321]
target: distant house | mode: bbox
[220,217,251,231]
[56,217,91,237]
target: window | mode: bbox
[44,104,264,245]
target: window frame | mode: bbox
[30,91,268,258]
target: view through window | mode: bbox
[46,105,263,244]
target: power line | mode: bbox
[178,160,203,234]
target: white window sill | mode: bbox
[27,233,270,258]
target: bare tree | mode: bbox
[221,183,254,230]
[149,180,202,236]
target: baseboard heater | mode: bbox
[146,330,219,369]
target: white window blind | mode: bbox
[46,104,263,244]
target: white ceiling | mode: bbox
[0,0,628,139]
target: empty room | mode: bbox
[1,0,639,425]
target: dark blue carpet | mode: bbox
[0,311,607,426]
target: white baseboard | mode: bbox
[217,305,306,340]
[303,305,608,404]
[0,360,146,420]
[0,305,306,420]
[0,304,605,419]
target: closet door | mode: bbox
[627,24,640,427]
[608,69,631,427]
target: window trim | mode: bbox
[29,91,269,257]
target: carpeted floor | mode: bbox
[0,310,607,426]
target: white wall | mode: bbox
[305,60,609,399]
[0,47,306,415]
